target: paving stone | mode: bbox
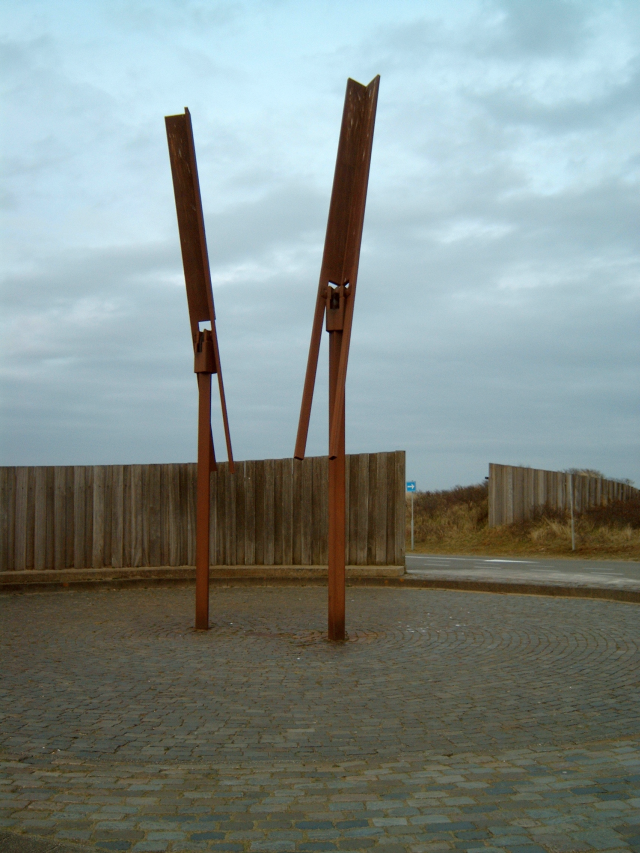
[1,586,639,853]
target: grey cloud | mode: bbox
[2,0,639,489]
[475,64,640,132]
[111,0,244,35]
[493,0,589,57]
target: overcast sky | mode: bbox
[1,0,639,490]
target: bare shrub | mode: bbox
[409,483,487,544]
[407,482,640,559]
[582,495,640,529]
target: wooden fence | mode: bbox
[0,452,405,571]
[488,463,639,527]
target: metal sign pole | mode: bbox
[569,473,576,552]
[406,481,416,551]
[328,331,346,640]
[411,492,414,552]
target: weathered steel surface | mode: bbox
[165,111,215,337]
[195,373,212,629]
[165,108,234,473]
[488,463,639,527]
[0,453,404,572]
[328,332,346,639]
[294,76,379,462]
[294,76,379,640]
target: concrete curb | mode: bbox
[0,565,404,594]
[1,567,639,603]
[353,575,640,603]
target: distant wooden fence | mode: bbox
[488,463,639,527]
[0,452,405,571]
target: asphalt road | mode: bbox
[406,553,640,591]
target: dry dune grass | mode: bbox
[407,484,640,560]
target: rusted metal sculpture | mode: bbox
[165,108,234,631]
[294,76,380,641]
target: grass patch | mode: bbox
[406,484,640,560]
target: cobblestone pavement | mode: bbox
[1,586,639,853]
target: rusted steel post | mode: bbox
[328,331,346,640]
[294,76,379,641]
[194,330,215,629]
[195,367,212,630]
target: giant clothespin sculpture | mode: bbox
[165,108,234,631]
[294,76,379,641]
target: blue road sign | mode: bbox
[406,481,416,492]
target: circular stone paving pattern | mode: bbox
[1,586,638,764]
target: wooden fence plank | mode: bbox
[244,460,255,565]
[366,454,378,564]
[489,462,499,527]
[525,466,534,521]
[254,460,265,565]
[122,465,131,567]
[8,468,18,571]
[514,466,524,524]
[292,459,302,565]
[131,465,143,567]
[395,451,405,565]
[356,454,369,565]
[273,459,283,566]
[104,465,113,569]
[186,464,196,566]
[111,465,124,568]
[207,467,216,566]
[73,467,85,569]
[92,466,105,568]
[45,467,55,570]
[235,461,246,567]
[214,467,225,565]
[312,455,328,566]
[148,465,161,567]
[281,458,293,566]
[347,455,358,566]
[385,453,395,565]
[162,463,180,566]
[3,468,16,571]
[225,463,237,566]
[210,468,219,565]
[65,467,74,568]
[310,456,323,566]
[0,468,9,571]
[536,468,545,513]
[375,453,387,565]
[300,457,313,565]
[87,467,95,568]
[34,468,47,570]
[264,459,275,566]
[25,468,35,570]
[144,465,153,566]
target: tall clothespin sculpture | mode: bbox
[294,77,379,641]
[165,108,234,630]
